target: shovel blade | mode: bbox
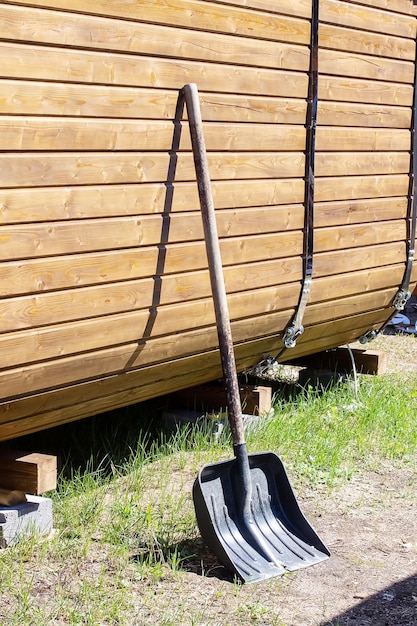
[193,451,329,583]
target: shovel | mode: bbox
[181,83,330,583]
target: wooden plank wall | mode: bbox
[0,0,416,441]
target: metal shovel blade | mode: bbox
[193,451,330,583]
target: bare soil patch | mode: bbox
[125,450,417,626]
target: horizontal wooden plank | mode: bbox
[309,263,406,303]
[0,231,303,300]
[320,48,415,84]
[0,256,301,307]
[315,174,409,202]
[0,283,300,369]
[0,205,304,261]
[0,357,227,437]
[1,3,413,68]
[3,259,415,437]
[0,45,411,108]
[0,4,310,71]
[314,197,408,227]
[0,42,309,97]
[315,152,410,176]
[0,281,400,401]
[352,0,417,15]
[0,210,405,266]
[0,151,304,195]
[0,152,304,189]
[199,0,312,19]
[3,0,415,37]
[0,154,411,193]
[0,0,313,22]
[0,180,304,225]
[321,0,417,38]
[0,262,407,369]
[319,75,413,106]
[0,81,411,128]
[317,101,411,128]
[0,226,408,307]
[3,289,412,439]
[304,287,397,325]
[0,179,408,227]
[0,306,299,401]
[351,0,417,15]
[315,220,406,252]
[0,260,407,359]
[0,81,309,123]
[0,118,412,155]
[314,241,406,277]
[0,337,280,439]
[320,22,415,59]
[0,284,401,407]
[0,120,308,152]
[0,0,311,44]
[0,187,407,229]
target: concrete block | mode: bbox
[0,495,53,548]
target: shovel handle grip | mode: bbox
[181,83,245,447]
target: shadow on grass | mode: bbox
[320,573,417,626]
[0,397,170,481]
[130,536,237,582]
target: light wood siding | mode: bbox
[0,0,416,440]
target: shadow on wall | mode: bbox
[320,573,417,626]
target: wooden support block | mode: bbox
[0,452,57,495]
[284,348,386,376]
[171,382,272,415]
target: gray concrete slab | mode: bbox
[0,495,53,547]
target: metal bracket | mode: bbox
[359,329,379,345]
[281,275,312,349]
[282,324,305,349]
[392,288,411,311]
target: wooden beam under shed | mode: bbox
[284,347,387,375]
[171,382,272,416]
[0,451,57,495]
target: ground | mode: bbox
[126,443,417,626]
[151,309,417,626]
[235,301,417,626]
[260,465,417,625]
[2,303,417,626]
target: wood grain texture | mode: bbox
[321,0,417,37]
[0,0,415,440]
[0,5,310,71]
[352,0,417,15]
[0,42,309,96]
[0,81,411,126]
[0,0,312,43]
[0,182,304,224]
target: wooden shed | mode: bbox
[0,0,417,442]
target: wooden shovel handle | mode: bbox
[181,83,245,447]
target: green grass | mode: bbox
[250,373,417,485]
[0,371,416,624]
